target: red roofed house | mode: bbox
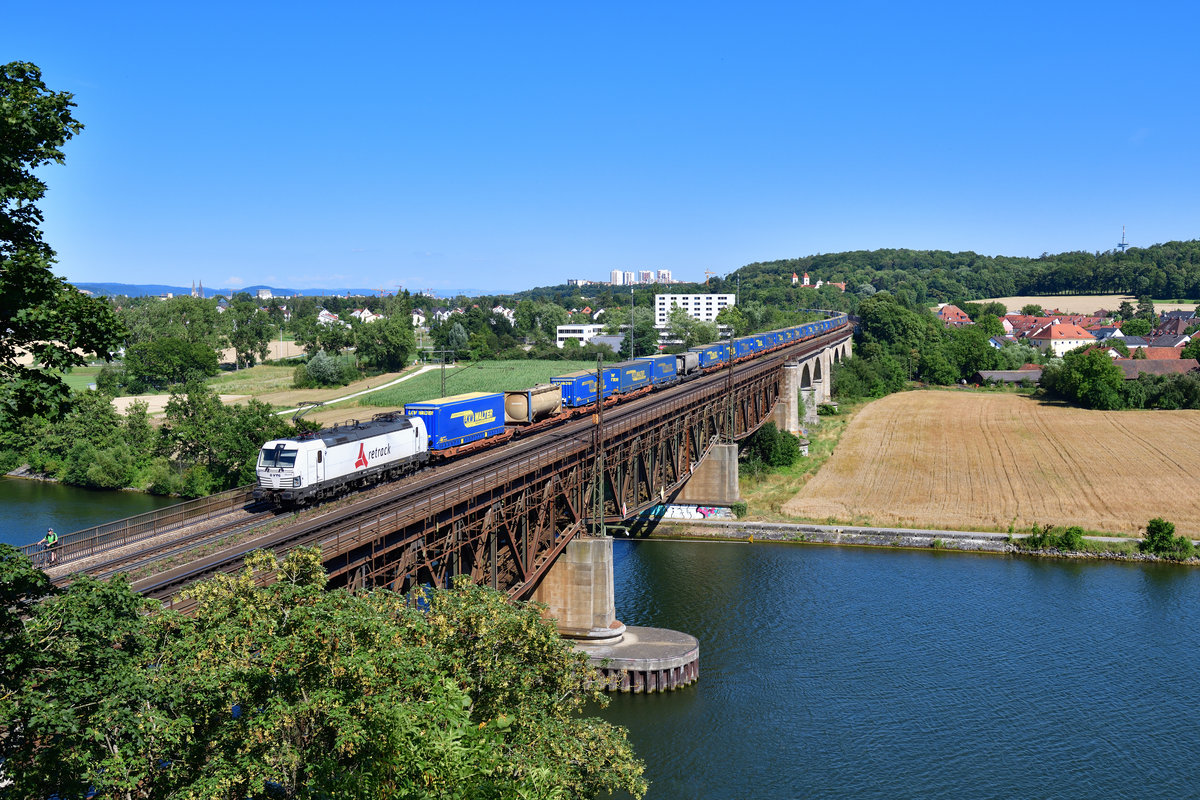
[1140,347,1184,360]
[936,304,972,327]
[1028,322,1095,356]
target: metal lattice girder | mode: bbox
[309,332,849,600]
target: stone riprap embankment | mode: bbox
[637,520,1011,551]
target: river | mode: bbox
[599,539,1200,799]
[4,483,1196,798]
[0,476,178,548]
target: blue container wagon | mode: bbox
[635,354,678,386]
[404,392,505,451]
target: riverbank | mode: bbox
[624,519,1200,565]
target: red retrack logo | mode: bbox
[355,444,368,469]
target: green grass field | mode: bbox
[61,365,103,393]
[358,360,598,408]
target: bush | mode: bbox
[741,422,801,469]
[180,464,215,498]
[1139,517,1195,560]
[731,501,748,518]
[302,350,352,388]
[143,457,182,496]
[292,362,315,389]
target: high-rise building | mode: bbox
[639,270,653,284]
[657,269,672,284]
[623,271,635,285]
[610,269,623,285]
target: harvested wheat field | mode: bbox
[782,391,1200,537]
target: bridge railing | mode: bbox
[18,485,256,565]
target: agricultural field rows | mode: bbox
[783,391,1200,537]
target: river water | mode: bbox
[5,483,1196,798]
[600,539,1200,799]
[0,476,178,549]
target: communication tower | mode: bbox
[1116,226,1129,252]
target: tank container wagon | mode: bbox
[254,413,429,505]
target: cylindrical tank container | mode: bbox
[504,383,563,424]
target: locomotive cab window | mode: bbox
[258,445,298,468]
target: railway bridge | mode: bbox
[33,327,852,637]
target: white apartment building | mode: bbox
[654,293,736,328]
[639,270,653,283]
[610,269,623,286]
[657,269,672,283]
[623,270,635,285]
[556,323,605,348]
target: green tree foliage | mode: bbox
[663,305,718,349]
[123,335,220,392]
[714,306,747,336]
[739,421,801,478]
[1135,295,1156,321]
[1040,347,1125,409]
[604,306,658,359]
[1119,317,1152,337]
[0,62,123,423]
[1139,517,1195,560]
[227,296,278,368]
[160,380,299,494]
[356,313,417,371]
[120,295,227,350]
[1020,304,1045,316]
[0,547,648,798]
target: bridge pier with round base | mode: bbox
[575,626,700,693]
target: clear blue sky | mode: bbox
[6,1,1198,295]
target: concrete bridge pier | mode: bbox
[674,443,740,504]
[801,387,819,424]
[533,536,624,643]
[772,362,803,436]
[533,535,700,692]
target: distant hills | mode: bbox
[74,282,400,299]
[72,282,518,299]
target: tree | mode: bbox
[1040,347,1125,409]
[714,306,748,336]
[1118,300,1136,321]
[0,547,648,798]
[606,306,658,359]
[123,336,220,392]
[356,313,416,371]
[1135,295,1156,322]
[1021,304,1044,316]
[664,306,717,349]
[1120,317,1152,337]
[227,298,277,368]
[0,62,123,423]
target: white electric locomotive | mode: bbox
[254,412,429,505]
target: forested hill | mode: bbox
[729,239,1200,304]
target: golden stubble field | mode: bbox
[980,295,1197,314]
[782,392,1200,537]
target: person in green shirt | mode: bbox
[43,527,58,565]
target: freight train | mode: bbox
[254,313,847,505]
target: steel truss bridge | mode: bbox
[56,327,850,607]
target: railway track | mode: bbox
[73,328,850,607]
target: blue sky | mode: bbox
[7,1,1198,295]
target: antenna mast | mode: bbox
[1116,226,1129,252]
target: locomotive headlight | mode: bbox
[293,476,302,487]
